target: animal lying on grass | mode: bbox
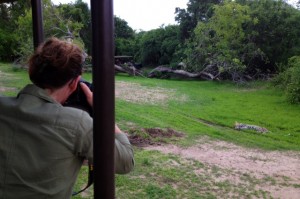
[234,122,268,133]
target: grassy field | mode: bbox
[1,62,299,198]
[114,74,300,151]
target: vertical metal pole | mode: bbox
[31,0,44,49]
[90,0,115,198]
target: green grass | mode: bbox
[114,75,300,151]
[1,62,299,198]
[114,149,276,199]
[0,63,30,95]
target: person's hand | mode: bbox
[80,82,93,106]
[115,124,122,134]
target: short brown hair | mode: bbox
[28,37,84,89]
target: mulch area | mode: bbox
[127,128,185,147]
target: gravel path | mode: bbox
[145,137,300,199]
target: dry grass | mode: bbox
[115,81,188,104]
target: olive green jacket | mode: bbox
[0,84,134,199]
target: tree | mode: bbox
[0,1,31,61]
[185,0,263,81]
[114,17,134,39]
[9,0,31,20]
[55,0,91,53]
[0,4,14,61]
[114,16,135,56]
[0,0,91,62]
[14,0,85,63]
[136,25,181,66]
[179,0,300,81]
[175,0,222,42]
[14,8,34,62]
[238,0,300,72]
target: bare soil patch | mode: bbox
[140,135,300,199]
[115,81,188,104]
[128,128,185,147]
[0,87,16,92]
[0,71,18,93]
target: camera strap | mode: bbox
[72,163,94,196]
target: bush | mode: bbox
[273,56,300,104]
[286,82,300,104]
[286,65,300,104]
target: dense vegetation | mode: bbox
[1,0,300,102]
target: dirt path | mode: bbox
[144,137,300,199]
[0,70,18,93]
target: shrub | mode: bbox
[273,56,300,104]
[286,65,300,104]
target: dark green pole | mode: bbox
[31,0,44,49]
[90,0,115,198]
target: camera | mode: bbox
[64,79,93,116]
[64,79,94,196]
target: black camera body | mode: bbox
[64,79,94,196]
[64,79,93,116]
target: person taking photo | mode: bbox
[0,37,134,198]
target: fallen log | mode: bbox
[148,66,215,80]
[115,64,128,73]
[115,64,144,77]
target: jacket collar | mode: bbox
[18,84,59,104]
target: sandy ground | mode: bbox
[144,137,300,199]
[115,81,188,104]
[0,70,17,93]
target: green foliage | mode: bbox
[13,0,86,64]
[13,9,34,64]
[45,1,84,39]
[180,0,300,80]
[286,81,300,104]
[0,1,43,62]
[114,16,136,56]
[185,0,262,81]
[2,0,300,81]
[136,25,181,66]
[9,0,31,20]
[0,29,18,61]
[0,2,30,61]
[175,0,222,41]
[56,0,92,54]
[114,17,135,39]
[0,0,90,64]
[238,0,300,71]
[115,38,134,56]
[273,56,300,104]
[139,29,164,66]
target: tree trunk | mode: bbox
[148,66,215,80]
